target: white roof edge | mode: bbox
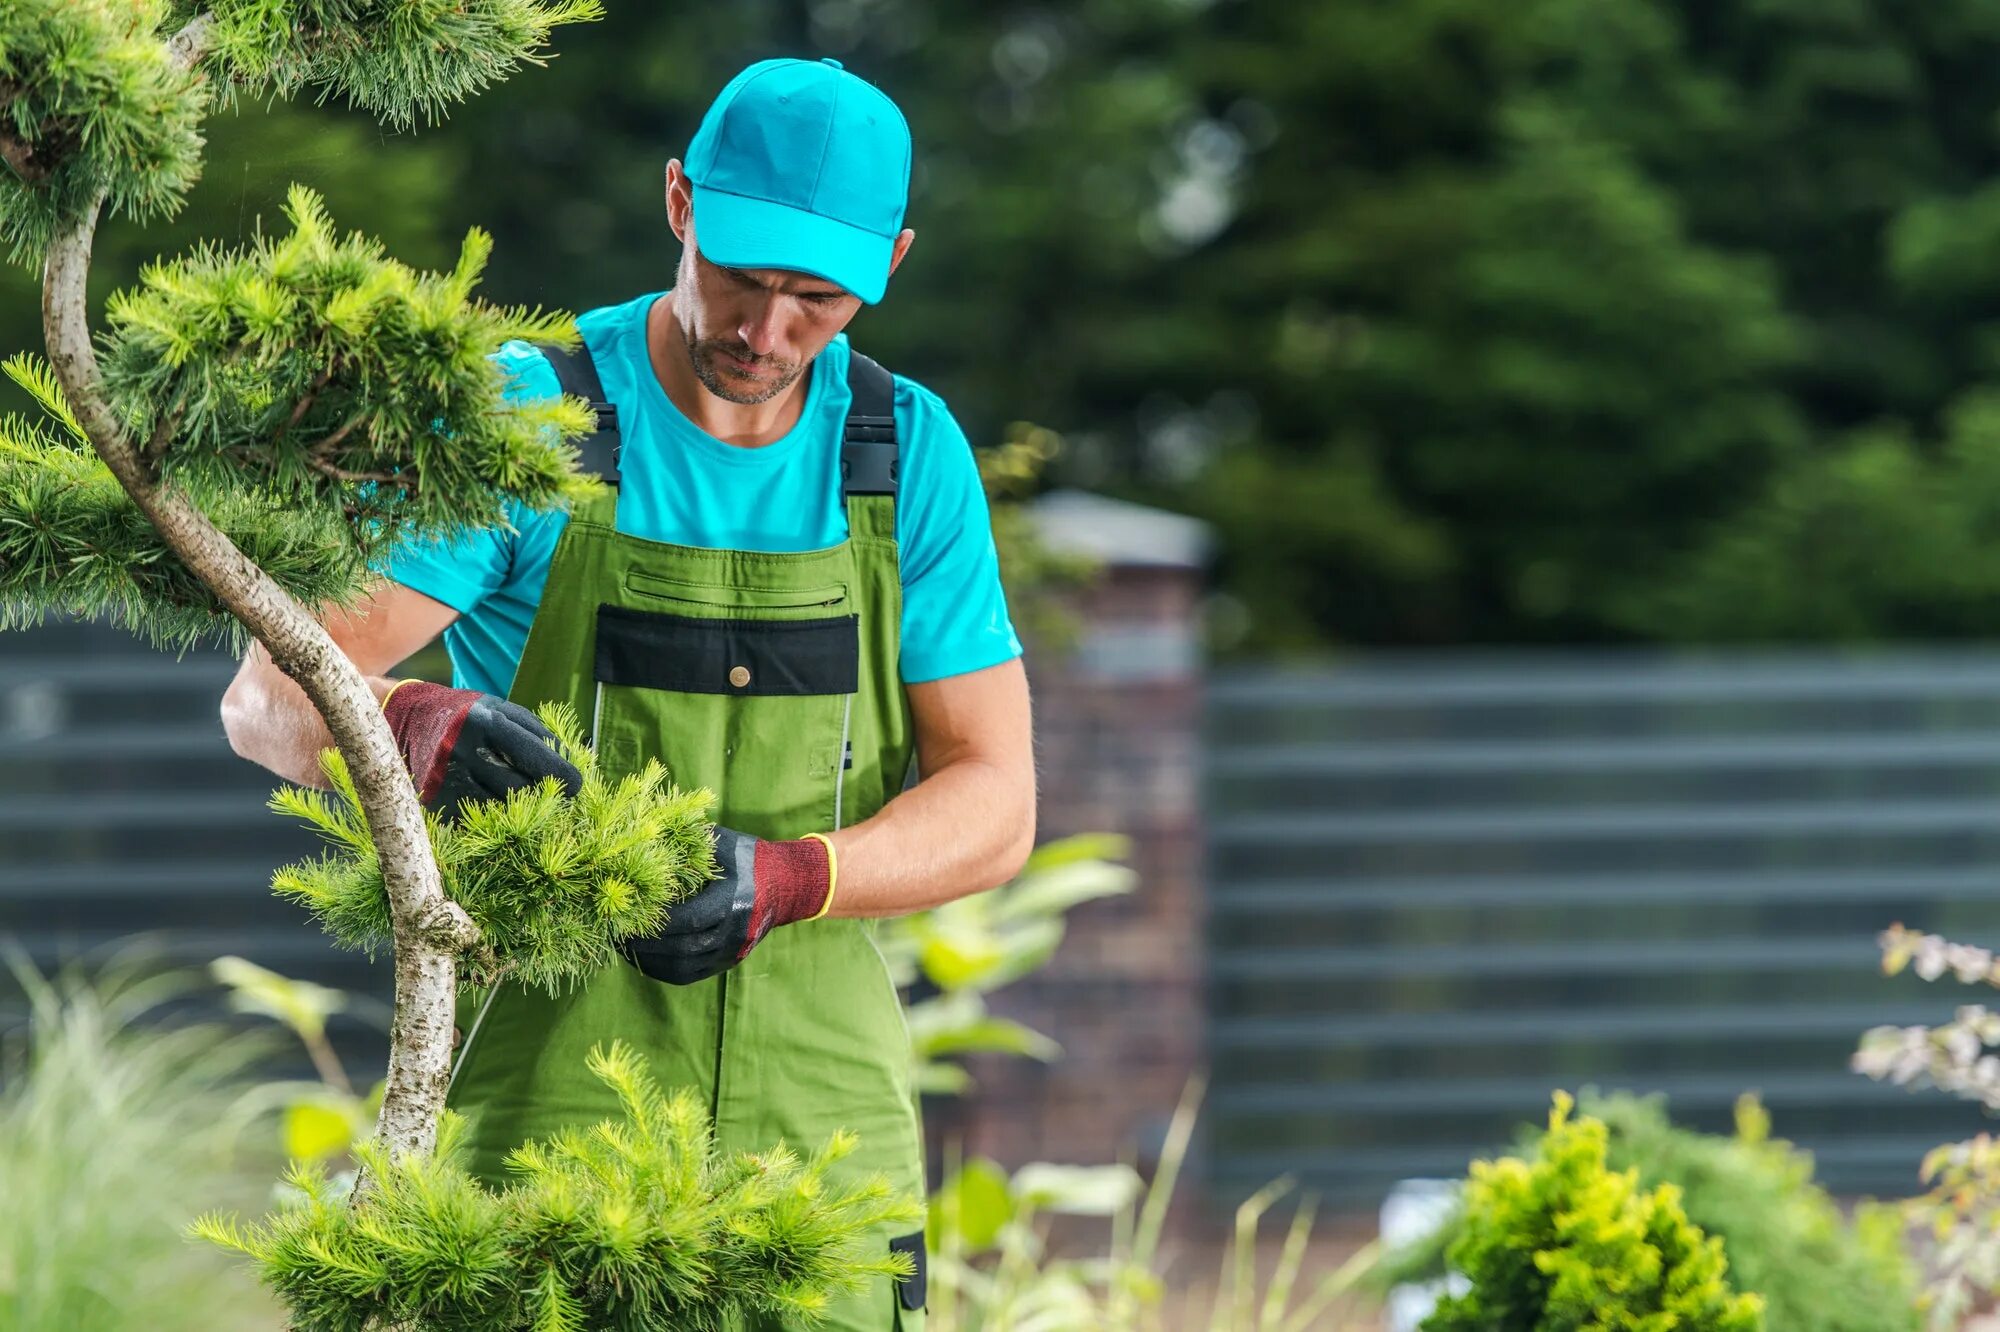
[1024,488,1212,570]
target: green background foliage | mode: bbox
[14,0,2000,653]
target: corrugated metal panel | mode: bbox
[1205,650,2000,1205]
[0,619,392,1075]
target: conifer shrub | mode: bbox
[1385,1091,1919,1332]
[196,1041,919,1332]
[1422,1092,1764,1332]
[270,701,718,993]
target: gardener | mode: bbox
[221,57,1034,1330]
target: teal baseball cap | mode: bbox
[685,57,912,305]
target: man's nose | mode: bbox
[738,300,782,357]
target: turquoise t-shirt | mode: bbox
[384,292,1022,696]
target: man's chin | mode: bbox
[697,358,799,405]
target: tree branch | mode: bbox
[168,13,216,74]
[41,185,471,1191]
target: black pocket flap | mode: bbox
[595,604,859,697]
[889,1229,927,1312]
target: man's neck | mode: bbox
[646,292,811,449]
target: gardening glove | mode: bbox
[618,826,833,985]
[380,679,583,814]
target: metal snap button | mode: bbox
[729,665,751,688]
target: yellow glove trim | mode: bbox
[801,832,839,921]
[379,677,420,712]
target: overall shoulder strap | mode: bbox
[842,350,899,501]
[533,340,622,489]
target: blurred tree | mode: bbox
[39,0,2000,649]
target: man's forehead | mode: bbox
[701,250,849,298]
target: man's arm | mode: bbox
[819,656,1036,918]
[221,580,462,787]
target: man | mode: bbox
[222,56,1035,1330]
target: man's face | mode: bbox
[673,225,859,405]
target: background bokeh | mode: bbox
[24,2,2000,656]
[21,4,2000,1325]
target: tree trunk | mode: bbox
[33,12,478,1192]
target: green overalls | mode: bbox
[443,347,927,1330]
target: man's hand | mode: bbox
[618,826,831,984]
[381,680,584,812]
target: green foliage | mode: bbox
[0,352,367,648]
[0,0,206,267]
[978,422,1096,648]
[97,186,596,557]
[271,701,717,993]
[926,1082,1378,1332]
[1386,1092,1920,1331]
[1621,389,2000,640]
[195,1039,919,1332]
[0,950,284,1331]
[196,0,604,131]
[878,832,1134,1094]
[1423,1092,1763,1332]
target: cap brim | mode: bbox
[691,184,893,305]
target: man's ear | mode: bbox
[664,158,693,244]
[886,228,915,279]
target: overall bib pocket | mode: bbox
[589,598,859,838]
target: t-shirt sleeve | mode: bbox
[894,382,1025,684]
[376,341,562,613]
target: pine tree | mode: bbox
[2,4,917,1325]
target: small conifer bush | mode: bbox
[271,701,719,993]
[1424,1092,1764,1332]
[196,1041,919,1332]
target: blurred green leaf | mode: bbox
[281,1096,359,1165]
[930,1159,1016,1253]
[211,955,345,1045]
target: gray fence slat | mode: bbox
[1209,935,1874,981]
[1212,797,2000,846]
[1213,1070,1901,1118]
[1216,867,2000,911]
[1212,1002,1946,1050]
[1210,731,2000,777]
[1209,653,2000,708]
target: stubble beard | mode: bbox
[687,337,804,406]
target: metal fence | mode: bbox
[0,618,393,1072]
[1205,650,2000,1205]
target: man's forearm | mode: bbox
[819,755,1036,918]
[222,641,398,788]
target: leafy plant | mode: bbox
[196,1039,917,1332]
[926,1078,1378,1332]
[1854,923,2000,1329]
[879,831,1135,1095]
[1422,1092,1763,1332]
[0,948,283,1331]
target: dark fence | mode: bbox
[0,618,393,1071]
[1205,651,2000,1205]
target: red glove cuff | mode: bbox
[381,680,476,803]
[747,835,834,944]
